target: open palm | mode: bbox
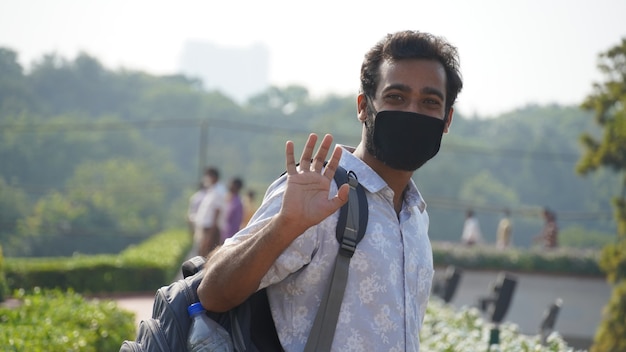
[279,134,350,235]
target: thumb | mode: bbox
[333,183,350,207]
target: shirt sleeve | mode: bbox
[222,176,321,289]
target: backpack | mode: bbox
[119,165,367,352]
[119,255,281,352]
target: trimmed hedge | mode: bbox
[432,241,603,277]
[4,232,603,298]
[4,229,192,294]
[0,288,135,351]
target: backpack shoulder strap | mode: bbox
[333,166,368,256]
[304,165,368,352]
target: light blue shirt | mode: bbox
[225,146,434,352]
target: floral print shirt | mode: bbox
[224,146,434,352]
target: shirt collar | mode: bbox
[337,145,427,213]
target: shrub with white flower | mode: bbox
[420,298,583,351]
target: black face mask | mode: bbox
[365,110,445,171]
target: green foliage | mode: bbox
[119,228,193,279]
[0,245,6,302]
[1,113,183,256]
[432,242,603,277]
[598,239,626,284]
[0,288,135,352]
[421,298,580,351]
[419,104,618,246]
[4,229,192,294]
[0,177,30,252]
[0,46,620,258]
[590,281,626,352]
[578,38,626,175]
[458,170,520,206]
[577,37,626,352]
[559,225,615,249]
[0,48,31,115]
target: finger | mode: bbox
[285,140,297,175]
[323,144,343,180]
[299,133,318,172]
[336,183,350,203]
[312,134,333,173]
[331,183,350,207]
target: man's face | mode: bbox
[361,58,452,144]
[367,58,448,119]
[360,58,452,167]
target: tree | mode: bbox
[15,158,170,256]
[0,177,30,255]
[577,37,626,352]
[0,47,31,114]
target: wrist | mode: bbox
[270,213,309,244]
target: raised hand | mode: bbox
[278,133,350,236]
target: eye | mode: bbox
[383,94,404,103]
[424,97,442,106]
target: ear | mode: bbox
[357,93,368,123]
[444,107,454,133]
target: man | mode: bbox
[534,207,558,249]
[496,208,513,249]
[198,30,463,351]
[240,189,257,228]
[187,179,211,238]
[461,208,483,246]
[194,167,227,257]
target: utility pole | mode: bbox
[197,118,209,182]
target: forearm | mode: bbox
[197,214,303,312]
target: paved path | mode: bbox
[115,293,156,328]
[116,249,198,328]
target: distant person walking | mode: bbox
[461,209,482,246]
[496,208,513,249]
[187,178,210,238]
[240,189,257,229]
[534,207,559,249]
[221,177,244,242]
[194,167,227,257]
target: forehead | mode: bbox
[376,59,447,96]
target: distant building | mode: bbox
[179,40,270,103]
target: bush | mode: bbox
[4,229,192,294]
[0,288,135,351]
[421,298,582,351]
[432,241,602,277]
[590,281,626,352]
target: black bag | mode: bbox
[119,255,281,352]
[119,165,366,352]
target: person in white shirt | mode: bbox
[496,208,513,249]
[198,30,463,351]
[194,167,227,257]
[186,176,211,238]
[461,209,483,246]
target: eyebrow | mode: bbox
[421,86,445,101]
[381,84,445,101]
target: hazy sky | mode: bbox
[1,0,625,117]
